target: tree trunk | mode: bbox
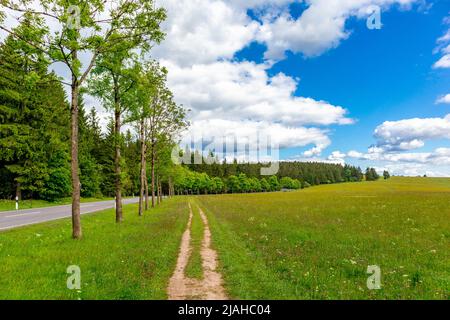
[169,177,173,197]
[168,177,171,197]
[138,119,145,217]
[114,106,123,223]
[144,165,149,210]
[151,144,156,208]
[71,72,82,239]
[156,176,160,205]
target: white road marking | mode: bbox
[5,211,41,218]
[0,209,109,231]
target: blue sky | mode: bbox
[237,1,450,161]
[148,0,450,176]
[4,0,449,176]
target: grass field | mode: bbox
[0,199,188,300]
[0,177,448,300]
[196,177,450,300]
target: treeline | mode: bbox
[0,30,70,201]
[184,152,365,186]
[0,31,186,206]
[0,34,144,202]
[172,167,304,195]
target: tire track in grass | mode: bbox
[185,204,204,279]
[167,202,228,300]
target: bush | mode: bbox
[302,181,311,189]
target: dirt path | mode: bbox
[167,203,228,300]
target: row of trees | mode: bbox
[172,168,305,195]
[0,0,186,238]
[183,151,365,186]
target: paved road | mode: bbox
[0,198,139,231]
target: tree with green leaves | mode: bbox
[139,63,188,207]
[227,175,240,194]
[268,176,281,191]
[366,167,380,181]
[0,0,166,238]
[78,104,103,198]
[260,178,270,192]
[127,61,166,214]
[88,54,141,223]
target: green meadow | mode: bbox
[0,177,448,299]
[0,199,188,300]
[196,177,450,299]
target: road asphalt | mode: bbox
[0,198,139,231]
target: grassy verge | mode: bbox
[197,177,450,300]
[185,202,204,279]
[0,198,189,300]
[0,197,131,212]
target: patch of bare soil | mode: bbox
[167,203,228,300]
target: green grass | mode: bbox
[185,202,204,279]
[196,177,450,300]
[0,198,189,300]
[1,177,448,300]
[0,197,126,212]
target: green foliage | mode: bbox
[173,167,306,195]
[302,181,311,189]
[40,151,71,202]
[260,178,270,192]
[0,26,70,200]
[366,167,380,181]
[280,177,301,190]
[227,175,241,194]
[268,175,281,191]
[79,154,102,198]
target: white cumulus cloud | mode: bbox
[255,0,419,60]
[162,59,353,127]
[436,94,450,104]
[181,119,331,161]
[373,114,450,151]
[433,15,450,69]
